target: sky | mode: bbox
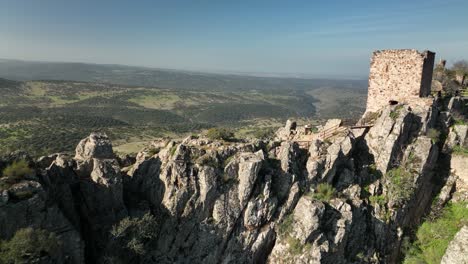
[1,0,467,78]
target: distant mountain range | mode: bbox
[0,58,367,91]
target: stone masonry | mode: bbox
[366,49,435,112]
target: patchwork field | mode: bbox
[0,69,367,156]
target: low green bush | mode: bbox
[0,228,60,263]
[426,128,441,144]
[109,213,158,257]
[169,145,178,156]
[147,147,160,156]
[389,110,399,120]
[385,167,414,206]
[369,195,386,207]
[389,105,403,120]
[1,160,33,191]
[206,127,235,141]
[2,160,33,180]
[452,145,468,156]
[286,236,311,255]
[252,127,276,140]
[310,183,336,202]
[278,214,312,256]
[278,214,294,236]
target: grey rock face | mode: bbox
[238,151,264,206]
[365,105,414,173]
[445,124,468,151]
[291,197,324,243]
[442,226,468,264]
[306,134,354,187]
[3,98,465,264]
[0,181,84,263]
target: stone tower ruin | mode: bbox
[366,49,435,112]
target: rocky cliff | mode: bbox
[1,97,467,264]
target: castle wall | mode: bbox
[366,49,435,112]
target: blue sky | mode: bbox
[1,0,467,78]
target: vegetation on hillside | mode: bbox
[0,75,366,156]
[206,127,235,141]
[403,202,468,264]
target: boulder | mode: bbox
[75,132,114,160]
[445,124,468,150]
[292,197,325,243]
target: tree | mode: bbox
[452,60,468,75]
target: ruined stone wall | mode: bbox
[366,49,435,112]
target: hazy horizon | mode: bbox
[1,0,468,77]
[0,57,369,80]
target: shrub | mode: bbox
[278,213,294,236]
[311,183,336,202]
[389,110,399,120]
[108,213,158,258]
[2,160,33,180]
[389,105,403,120]
[286,236,311,255]
[426,128,440,144]
[0,228,60,263]
[453,117,467,126]
[1,160,33,191]
[369,195,386,207]
[252,127,276,140]
[206,127,234,141]
[385,168,414,206]
[404,202,468,264]
[147,147,160,156]
[405,152,422,167]
[452,145,468,156]
[278,214,312,256]
[169,145,177,156]
[196,155,218,167]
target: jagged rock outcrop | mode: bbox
[365,103,436,173]
[1,97,466,263]
[75,133,114,160]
